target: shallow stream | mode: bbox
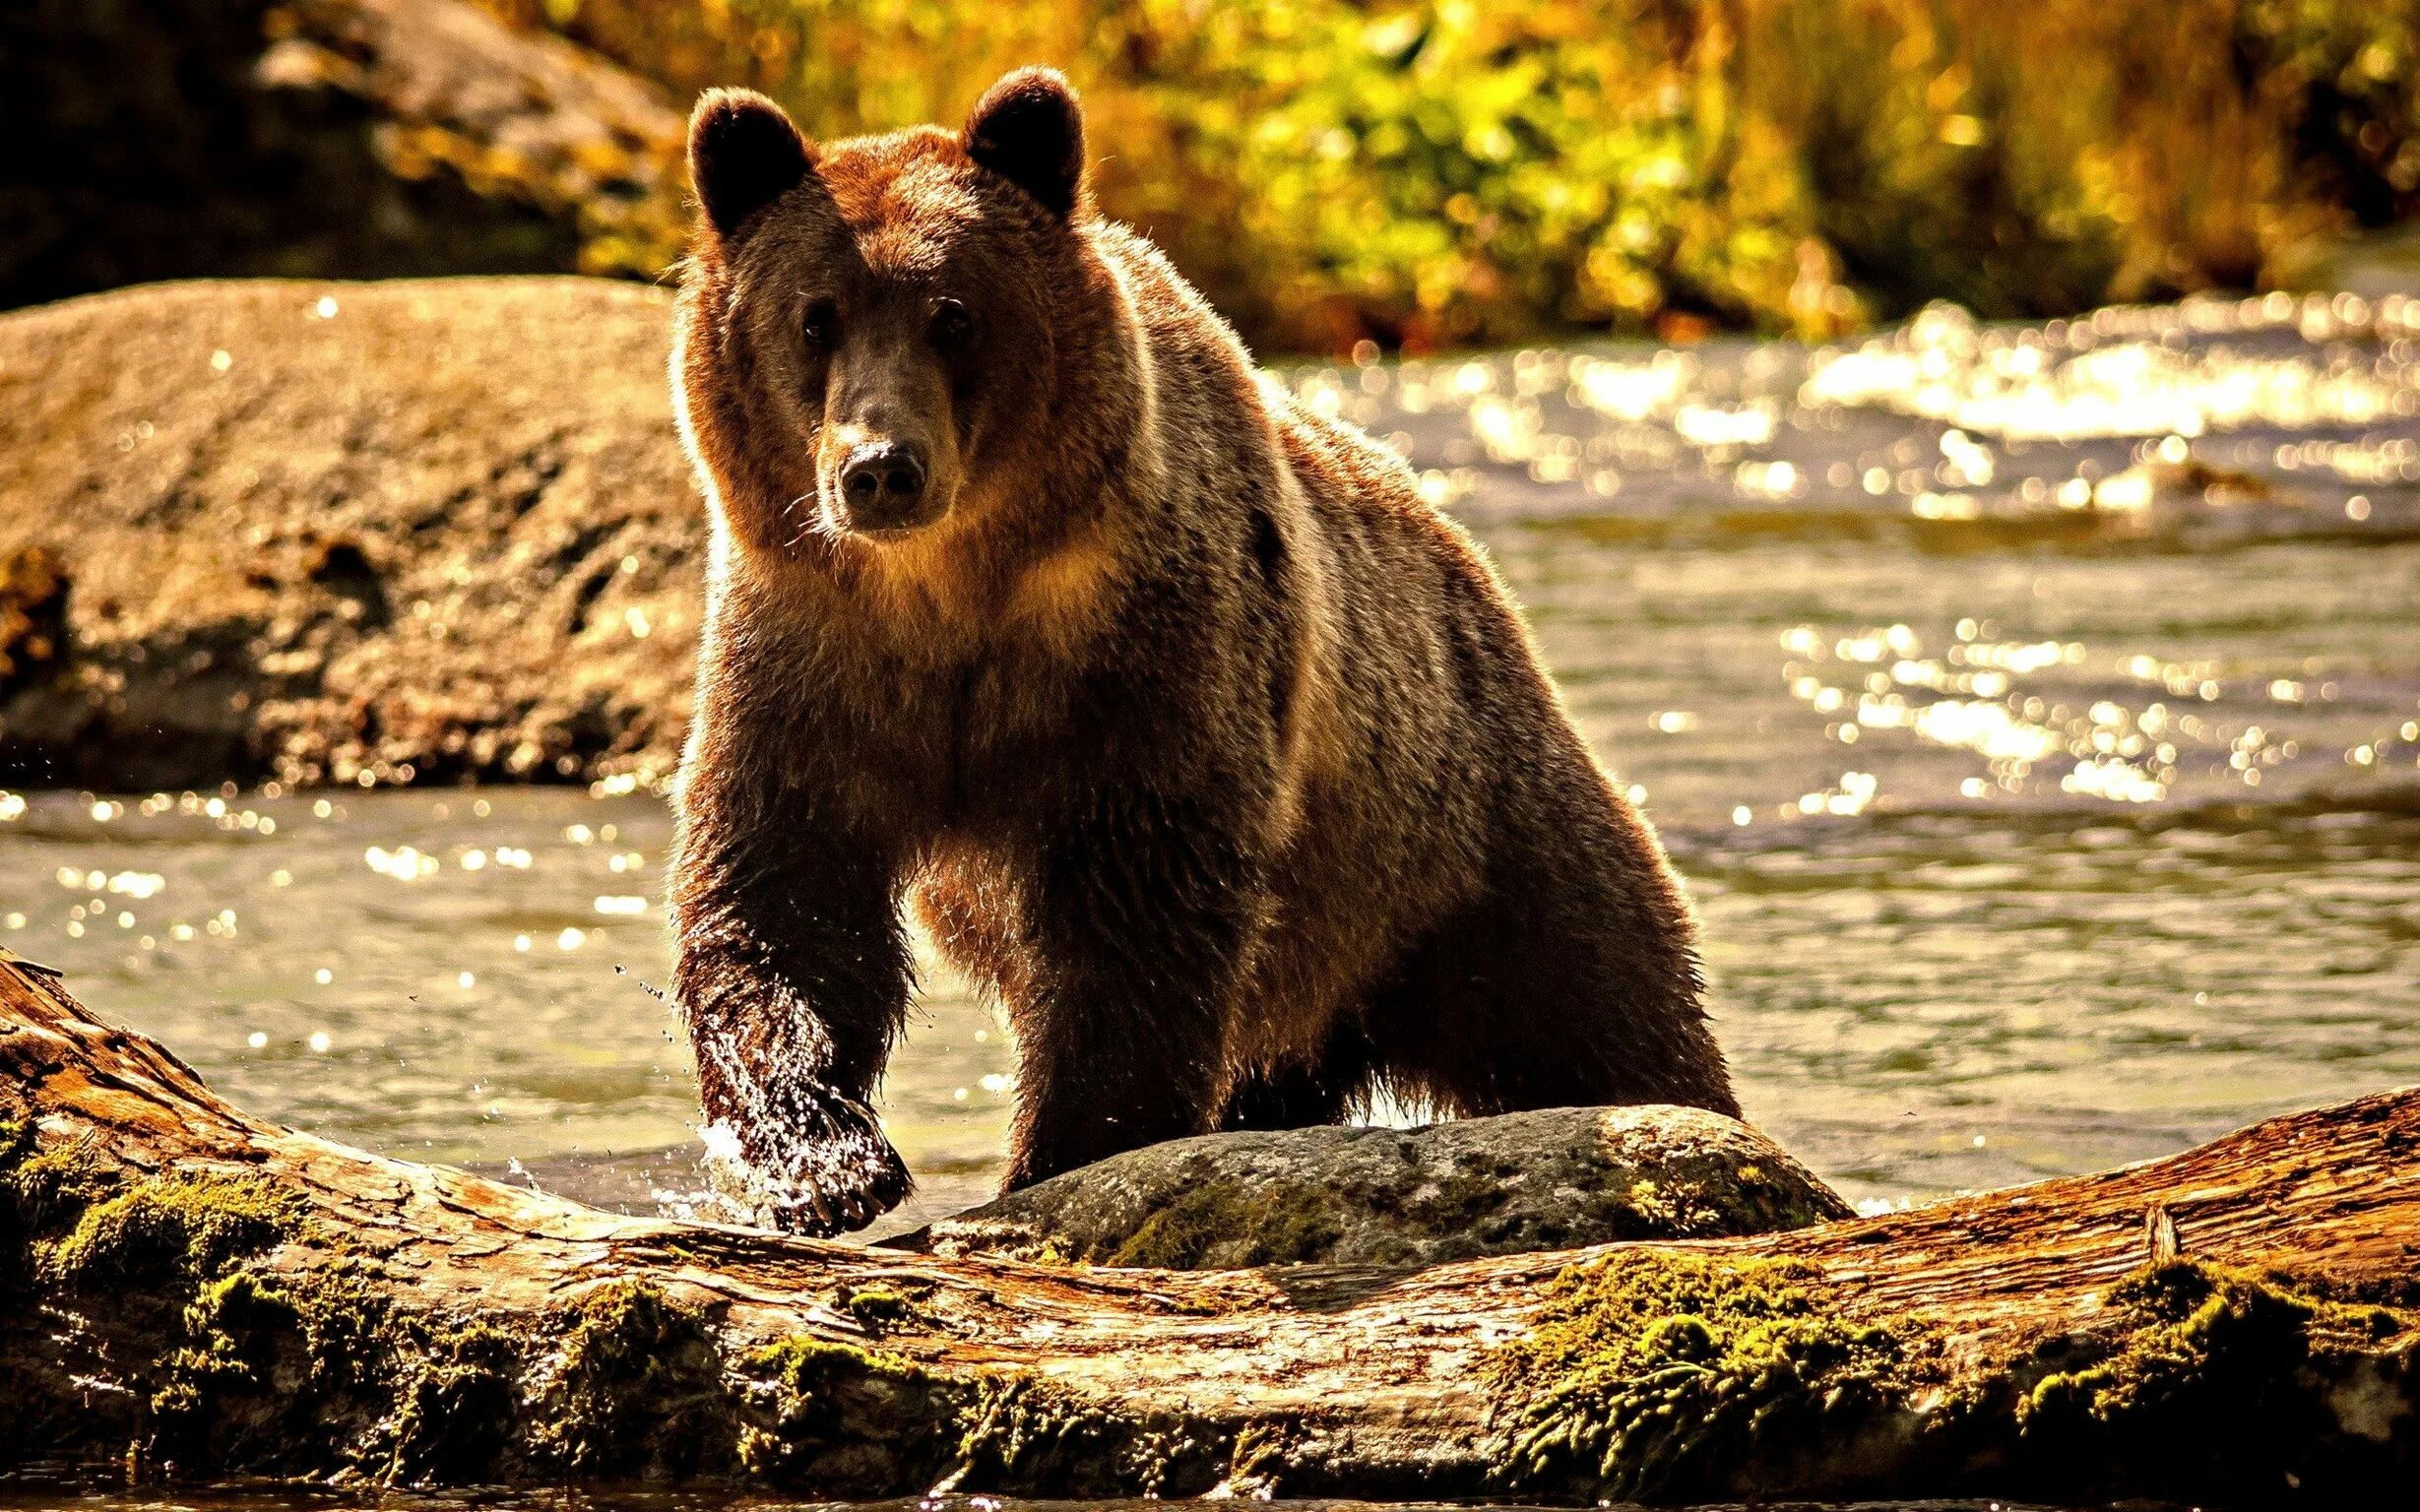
[3,292,2417,1236]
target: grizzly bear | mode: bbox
[667,68,1738,1234]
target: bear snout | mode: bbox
[834,438,936,533]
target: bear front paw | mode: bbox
[702,1082,913,1236]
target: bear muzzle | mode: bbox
[832,437,939,534]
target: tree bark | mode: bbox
[1,954,2413,1503]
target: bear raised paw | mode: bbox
[668,68,1738,1236]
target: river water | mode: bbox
[3,292,2416,1236]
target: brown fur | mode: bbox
[668,69,1736,1234]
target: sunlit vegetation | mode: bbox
[475,0,2420,351]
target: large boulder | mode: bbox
[896,1105,1853,1269]
[0,277,700,789]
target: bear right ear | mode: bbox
[689,89,812,238]
[963,67,1086,219]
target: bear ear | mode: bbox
[689,89,813,238]
[962,67,1086,219]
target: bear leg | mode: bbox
[1005,991,1230,1188]
[670,802,920,1233]
[1216,1021,1375,1131]
[998,786,1264,1188]
[1367,839,1738,1121]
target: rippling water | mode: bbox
[3,292,2416,1232]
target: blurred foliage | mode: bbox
[1,0,641,311]
[475,0,2420,352]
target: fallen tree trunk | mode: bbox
[1,956,2413,1504]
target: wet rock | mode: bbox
[0,277,699,789]
[2092,458,2280,513]
[896,1104,1853,1269]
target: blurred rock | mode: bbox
[0,277,700,789]
[896,1104,1853,1269]
[0,0,686,312]
[0,548,70,705]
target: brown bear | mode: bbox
[667,68,1738,1234]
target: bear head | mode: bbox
[674,68,1122,564]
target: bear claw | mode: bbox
[703,1079,913,1236]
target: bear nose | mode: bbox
[838,440,927,515]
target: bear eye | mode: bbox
[930,298,973,348]
[800,299,838,351]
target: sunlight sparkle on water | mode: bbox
[1800,294,2420,443]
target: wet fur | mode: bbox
[669,72,1737,1233]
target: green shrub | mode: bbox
[479,0,2420,351]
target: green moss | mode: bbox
[1492,1250,2420,1505]
[525,1279,735,1479]
[1105,1178,1343,1268]
[1621,1177,1720,1232]
[1415,1171,1510,1231]
[45,1171,300,1287]
[745,1334,917,1380]
[3,1131,115,1232]
[2014,1258,2417,1488]
[838,1284,915,1332]
[1488,1248,1908,1501]
[155,1267,358,1423]
[735,1335,966,1493]
[0,1115,38,1272]
[150,1262,519,1482]
[947,1373,1224,1498]
[144,1258,428,1467]
[378,1318,520,1483]
[2027,1261,2309,1429]
[151,1270,279,1422]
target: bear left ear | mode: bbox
[690,88,813,238]
[963,67,1086,219]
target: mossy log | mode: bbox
[2,957,2414,1504]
